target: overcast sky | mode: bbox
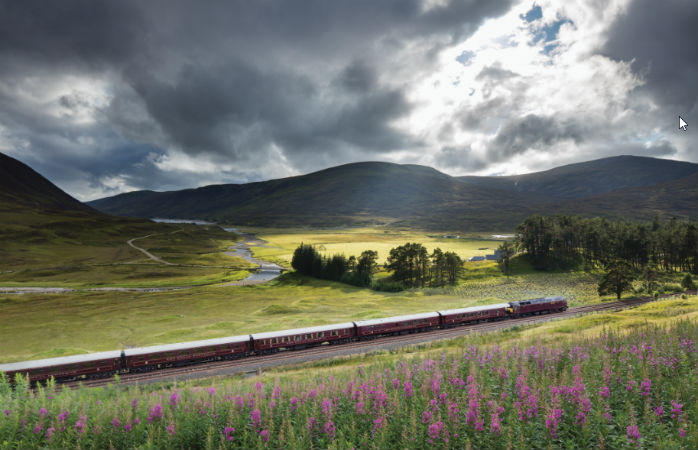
[1,0,696,201]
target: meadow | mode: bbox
[246,227,507,266]
[1,298,695,450]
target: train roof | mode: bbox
[508,296,566,306]
[437,303,510,316]
[126,335,251,357]
[354,311,440,327]
[251,322,355,340]
[0,350,123,373]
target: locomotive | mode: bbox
[0,297,566,383]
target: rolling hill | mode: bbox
[88,155,697,230]
[457,155,698,200]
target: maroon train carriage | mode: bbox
[438,303,510,327]
[124,335,251,372]
[0,350,122,383]
[506,296,567,317]
[251,323,355,354]
[354,312,440,339]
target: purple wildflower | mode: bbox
[627,424,641,445]
[422,410,432,424]
[679,428,686,439]
[321,397,332,417]
[224,426,235,441]
[111,418,121,429]
[167,423,175,437]
[260,429,270,443]
[169,391,179,407]
[124,423,132,432]
[39,408,48,417]
[671,400,683,419]
[640,378,651,396]
[207,387,216,396]
[74,416,87,435]
[655,406,664,417]
[148,404,163,423]
[403,381,413,397]
[3,410,8,417]
[290,396,298,412]
[45,427,55,440]
[324,420,335,439]
[33,423,43,435]
[131,398,138,409]
[251,408,262,429]
[599,386,610,398]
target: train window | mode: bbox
[272,338,277,344]
[306,334,311,339]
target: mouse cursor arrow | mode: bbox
[679,116,687,131]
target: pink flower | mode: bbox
[131,399,138,409]
[679,428,686,439]
[167,423,175,437]
[599,386,610,398]
[671,400,683,419]
[111,418,121,429]
[33,424,43,434]
[38,408,48,417]
[45,427,55,440]
[260,429,270,443]
[169,391,179,407]
[124,423,132,432]
[640,379,651,396]
[324,420,335,439]
[3,410,8,417]
[654,406,664,417]
[148,404,163,423]
[422,410,432,424]
[207,387,216,396]
[251,408,262,429]
[626,424,640,445]
[224,426,235,441]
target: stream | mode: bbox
[152,219,284,283]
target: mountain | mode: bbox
[88,162,537,229]
[550,172,698,221]
[457,155,698,200]
[0,152,94,214]
[89,156,697,230]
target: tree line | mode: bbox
[291,242,464,289]
[515,215,697,273]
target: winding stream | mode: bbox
[152,219,284,283]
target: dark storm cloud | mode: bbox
[0,0,517,198]
[489,114,585,161]
[602,0,697,119]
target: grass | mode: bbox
[0,215,250,288]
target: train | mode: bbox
[0,297,567,383]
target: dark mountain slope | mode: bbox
[550,172,698,221]
[89,162,537,229]
[0,152,94,213]
[89,156,698,230]
[458,155,698,200]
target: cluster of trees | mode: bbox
[386,243,463,288]
[515,215,697,273]
[597,259,695,299]
[291,244,378,287]
[291,242,465,289]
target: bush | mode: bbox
[681,274,696,290]
[371,280,404,292]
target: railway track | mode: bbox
[56,292,690,390]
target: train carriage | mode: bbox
[507,296,567,317]
[438,303,510,327]
[124,335,251,372]
[251,323,355,353]
[0,351,122,383]
[354,312,440,339]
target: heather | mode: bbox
[1,320,696,449]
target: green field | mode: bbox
[246,227,507,265]
[0,224,692,363]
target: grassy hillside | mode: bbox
[458,155,698,200]
[0,153,249,287]
[89,156,698,230]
